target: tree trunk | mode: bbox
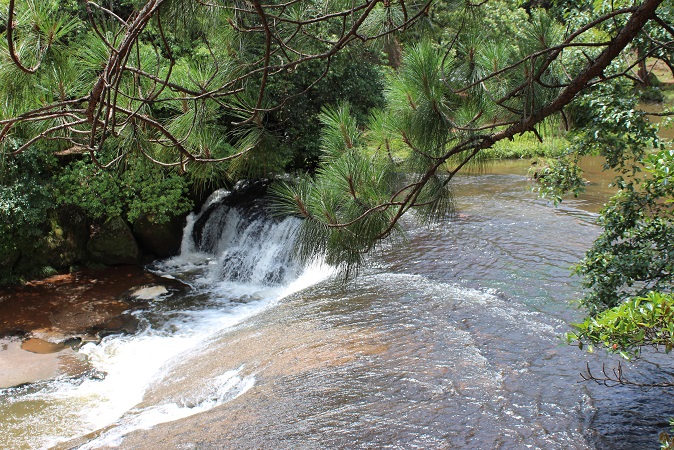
[385,37,403,68]
[636,46,651,87]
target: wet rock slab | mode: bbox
[0,265,187,388]
[0,338,88,389]
[0,265,184,337]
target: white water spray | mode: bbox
[1,194,333,450]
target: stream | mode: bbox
[1,159,673,449]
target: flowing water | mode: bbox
[1,161,674,449]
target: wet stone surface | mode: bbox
[0,265,187,388]
[0,338,89,389]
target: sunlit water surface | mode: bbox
[2,161,673,449]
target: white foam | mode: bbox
[8,201,333,450]
[78,368,254,449]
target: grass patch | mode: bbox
[482,133,569,160]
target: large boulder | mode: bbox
[44,205,90,269]
[12,205,90,276]
[87,216,141,265]
[132,213,186,259]
[193,179,270,248]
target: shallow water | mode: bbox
[2,162,673,449]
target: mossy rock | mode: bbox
[132,213,186,259]
[10,206,91,278]
[43,205,90,269]
[87,216,141,265]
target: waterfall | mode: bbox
[194,203,301,286]
[154,189,310,295]
[157,188,306,288]
[1,189,333,450]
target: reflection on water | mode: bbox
[2,162,673,449]
[88,168,673,449]
[476,155,620,214]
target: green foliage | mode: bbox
[534,156,586,205]
[484,126,568,160]
[566,291,674,359]
[422,0,530,50]
[0,0,402,283]
[272,18,569,269]
[55,158,192,224]
[0,0,81,61]
[576,148,674,313]
[0,148,55,252]
[266,48,386,170]
[271,102,400,270]
[567,77,662,173]
[533,77,669,307]
[387,40,457,157]
[226,125,291,180]
[531,76,671,315]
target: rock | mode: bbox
[28,330,99,349]
[0,338,89,389]
[93,314,140,338]
[87,216,141,265]
[44,205,90,269]
[128,285,169,300]
[0,266,174,337]
[21,338,67,354]
[193,179,271,248]
[226,179,272,205]
[10,205,90,277]
[132,213,186,259]
[49,298,132,335]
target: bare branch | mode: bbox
[581,362,674,388]
[6,0,45,74]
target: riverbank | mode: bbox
[0,265,187,388]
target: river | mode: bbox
[1,159,673,449]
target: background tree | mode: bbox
[0,0,672,290]
[0,0,427,278]
[274,0,670,269]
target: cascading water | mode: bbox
[172,192,304,289]
[108,167,674,450]
[2,165,673,450]
[0,190,332,450]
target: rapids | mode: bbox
[1,164,673,449]
[0,191,333,449]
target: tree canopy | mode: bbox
[0,0,673,286]
[274,0,672,269]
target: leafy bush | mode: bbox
[567,77,662,172]
[567,291,674,359]
[532,156,586,205]
[0,149,56,259]
[55,158,192,224]
[576,148,674,313]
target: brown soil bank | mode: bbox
[0,265,187,388]
[0,265,186,338]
